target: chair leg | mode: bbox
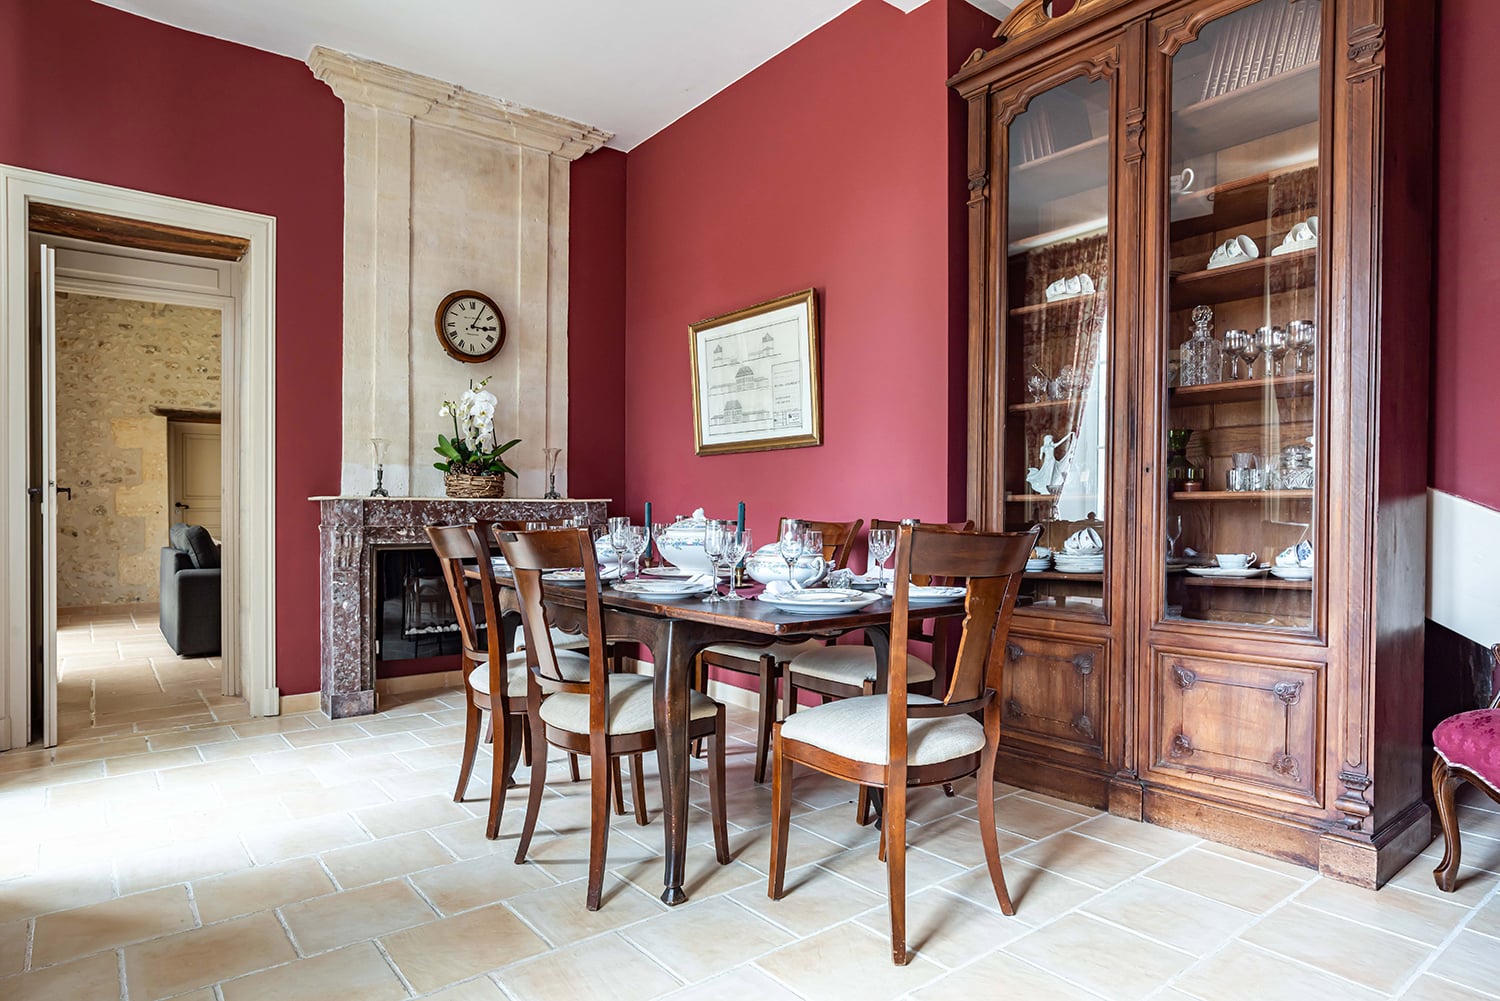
[1433,755,1465,892]
[755,656,776,784]
[976,738,1016,915]
[486,709,520,840]
[514,715,549,863]
[610,758,626,815]
[885,778,909,965]
[768,724,794,899]
[692,655,708,759]
[454,697,482,803]
[855,678,876,826]
[585,742,612,911]
[631,753,649,826]
[709,708,731,864]
[569,753,582,783]
[520,717,532,767]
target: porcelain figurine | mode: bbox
[1025,432,1075,496]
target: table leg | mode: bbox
[865,626,891,826]
[652,620,692,906]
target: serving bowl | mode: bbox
[744,545,829,587]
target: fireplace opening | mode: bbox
[375,547,464,662]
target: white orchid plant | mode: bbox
[434,378,521,478]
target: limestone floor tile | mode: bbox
[856,886,1028,968]
[1146,847,1305,913]
[661,965,805,1001]
[780,804,878,851]
[0,918,29,977]
[192,858,337,924]
[1174,941,1387,1001]
[229,716,317,739]
[114,835,252,895]
[730,863,886,938]
[52,735,150,763]
[145,725,238,752]
[280,878,439,956]
[755,922,945,1000]
[0,950,121,1001]
[506,874,666,944]
[353,793,472,838]
[123,911,297,999]
[153,757,261,794]
[279,779,394,821]
[0,864,117,924]
[1005,912,1193,1001]
[1426,930,1500,997]
[409,852,558,915]
[338,732,428,758]
[722,822,853,878]
[320,831,454,891]
[418,977,509,1001]
[905,814,1029,868]
[912,949,1107,1001]
[219,941,409,1001]
[1470,893,1500,938]
[521,828,661,885]
[1082,878,1250,954]
[103,746,204,776]
[46,770,158,809]
[1291,876,1472,946]
[1240,901,1430,992]
[616,854,763,904]
[819,843,966,896]
[623,895,793,984]
[1067,813,1201,858]
[1387,850,1500,906]
[966,792,1096,841]
[240,813,373,865]
[197,734,295,761]
[497,933,682,1001]
[31,884,196,968]
[380,903,549,995]
[1399,975,1500,1001]
[1010,832,1157,890]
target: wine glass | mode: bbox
[1166,513,1183,561]
[1239,332,1264,381]
[722,530,751,601]
[702,520,728,602]
[607,516,630,582]
[651,522,674,569]
[778,520,805,589]
[868,528,895,587]
[1224,329,1247,379]
[1267,326,1290,378]
[624,525,649,581]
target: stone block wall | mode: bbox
[55,294,220,608]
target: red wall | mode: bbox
[568,148,628,512]
[622,0,996,557]
[1434,0,1500,513]
[0,0,344,695]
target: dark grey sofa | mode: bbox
[159,524,220,657]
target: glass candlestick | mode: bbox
[369,437,389,497]
[543,447,562,500]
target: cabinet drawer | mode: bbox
[1147,649,1323,807]
[1000,633,1107,758]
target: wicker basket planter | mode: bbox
[443,470,507,499]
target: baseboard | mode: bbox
[1318,799,1432,888]
[278,692,320,715]
[376,670,465,697]
[58,601,160,617]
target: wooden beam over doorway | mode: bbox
[28,203,249,261]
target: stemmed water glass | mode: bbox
[1239,332,1264,382]
[606,516,629,581]
[1267,326,1290,378]
[702,520,729,602]
[1224,329,1247,379]
[721,530,751,601]
[1166,514,1183,561]
[651,522,673,569]
[868,528,895,588]
[778,520,805,589]
[624,525,649,581]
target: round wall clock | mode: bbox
[435,289,506,363]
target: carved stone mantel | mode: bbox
[315,495,608,718]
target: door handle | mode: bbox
[175,502,190,510]
[26,486,42,501]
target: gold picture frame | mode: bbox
[689,288,822,456]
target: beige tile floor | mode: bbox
[2,616,1498,999]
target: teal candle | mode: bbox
[736,501,745,534]
[644,501,653,557]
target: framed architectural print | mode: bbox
[689,288,822,456]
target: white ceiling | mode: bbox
[92,0,1011,150]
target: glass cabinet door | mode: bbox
[1159,0,1322,630]
[1004,72,1113,617]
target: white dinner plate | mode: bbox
[542,570,588,585]
[879,584,967,602]
[757,591,881,612]
[1185,566,1267,579]
[1269,566,1314,581]
[613,580,712,596]
[641,566,700,578]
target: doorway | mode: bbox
[1,165,280,750]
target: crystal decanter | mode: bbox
[1179,304,1223,387]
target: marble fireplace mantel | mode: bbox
[315,495,608,718]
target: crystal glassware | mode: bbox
[607,516,630,581]
[543,447,562,500]
[651,522,673,568]
[702,521,729,602]
[1166,513,1183,560]
[369,437,390,497]
[1026,369,1049,403]
[1179,304,1223,386]
[778,520,805,589]
[867,528,895,587]
[1289,320,1315,374]
[1267,326,1290,377]
[1223,329,1249,379]
[1238,328,1264,381]
[722,530,751,600]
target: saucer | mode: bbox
[1185,566,1266,579]
[1269,566,1314,581]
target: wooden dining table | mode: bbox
[492,576,969,906]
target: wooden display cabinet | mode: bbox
[951,0,1434,887]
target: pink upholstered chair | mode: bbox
[1432,642,1500,891]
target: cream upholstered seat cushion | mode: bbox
[540,673,720,736]
[788,645,935,687]
[469,649,590,698]
[514,626,591,652]
[704,639,824,663]
[778,693,984,766]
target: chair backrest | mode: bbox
[425,523,505,690]
[494,527,609,718]
[777,517,864,569]
[884,522,1037,770]
[869,518,975,586]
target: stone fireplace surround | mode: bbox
[315,496,607,718]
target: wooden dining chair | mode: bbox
[768,522,1036,965]
[695,516,863,783]
[1432,642,1500,891]
[427,523,593,840]
[485,518,591,653]
[502,526,731,910]
[783,518,973,822]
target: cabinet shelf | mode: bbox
[1008,397,1085,413]
[1169,374,1313,405]
[1172,63,1321,164]
[1181,576,1312,591]
[1010,134,1109,206]
[1024,571,1104,581]
[1170,162,1319,241]
[1008,293,1101,318]
[1006,493,1063,503]
[1170,490,1313,502]
[1170,248,1316,306]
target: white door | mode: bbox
[28,244,59,748]
[168,422,222,540]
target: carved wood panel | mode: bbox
[1148,649,1322,805]
[1001,631,1108,757]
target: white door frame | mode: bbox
[1,165,279,748]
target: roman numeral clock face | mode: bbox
[436,290,506,364]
